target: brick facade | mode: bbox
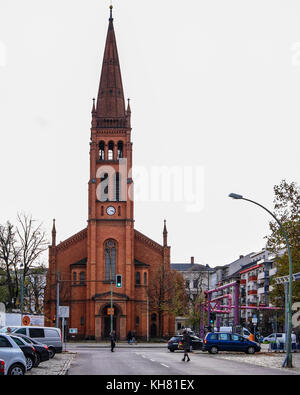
[44,8,174,340]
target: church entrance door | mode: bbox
[102,304,119,339]
[104,316,117,338]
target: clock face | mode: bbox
[106,206,116,216]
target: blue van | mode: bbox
[203,332,261,354]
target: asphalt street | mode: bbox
[66,345,296,375]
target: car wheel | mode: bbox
[8,363,25,375]
[169,349,175,352]
[49,347,56,358]
[246,346,256,354]
[26,356,34,371]
[209,346,218,354]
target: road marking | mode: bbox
[150,359,155,362]
[160,363,169,368]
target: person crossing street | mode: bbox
[110,330,117,352]
[182,330,191,362]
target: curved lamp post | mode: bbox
[229,193,294,368]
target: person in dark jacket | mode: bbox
[127,331,132,344]
[110,330,117,352]
[182,330,191,362]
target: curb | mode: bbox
[59,353,76,376]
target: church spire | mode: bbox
[163,219,168,247]
[52,219,56,247]
[96,5,126,120]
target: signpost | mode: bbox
[58,306,69,350]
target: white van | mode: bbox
[0,326,62,353]
[263,333,296,344]
[214,326,253,339]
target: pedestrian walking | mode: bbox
[181,330,191,362]
[110,330,117,352]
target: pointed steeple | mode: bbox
[96,5,126,121]
[52,219,56,247]
[163,219,168,247]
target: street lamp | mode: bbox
[229,192,294,368]
[19,264,24,320]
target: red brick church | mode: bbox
[44,7,174,340]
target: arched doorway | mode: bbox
[150,323,157,338]
[101,304,120,339]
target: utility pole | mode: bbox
[106,247,113,334]
[19,264,24,320]
[56,272,60,328]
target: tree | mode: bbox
[25,265,47,314]
[267,180,300,307]
[0,214,48,312]
[147,264,188,338]
[16,213,48,292]
[0,221,21,310]
[185,268,208,331]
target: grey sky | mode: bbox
[0,0,299,267]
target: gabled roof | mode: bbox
[171,263,209,272]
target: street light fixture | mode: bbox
[229,192,294,368]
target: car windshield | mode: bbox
[10,336,25,346]
[0,326,17,333]
[170,336,182,341]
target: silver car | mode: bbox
[1,326,62,353]
[0,334,27,375]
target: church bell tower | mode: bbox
[86,6,135,339]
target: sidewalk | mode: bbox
[210,344,300,374]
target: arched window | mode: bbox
[108,141,114,160]
[117,141,123,159]
[115,172,121,201]
[151,313,157,322]
[99,173,109,202]
[99,141,105,160]
[135,272,140,285]
[104,239,117,282]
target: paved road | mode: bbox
[67,345,295,375]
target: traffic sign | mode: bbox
[22,315,31,326]
[107,308,114,316]
[58,306,69,318]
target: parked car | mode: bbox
[12,334,51,365]
[1,326,62,353]
[263,333,297,344]
[168,335,203,352]
[203,332,261,354]
[0,334,27,375]
[8,335,37,371]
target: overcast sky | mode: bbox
[0,0,300,268]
